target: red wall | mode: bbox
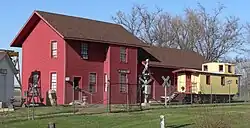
[109,45,138,104]
[65,42,138,104]
[22,19,65,105]
[103,46,110,104]
[65,40,107,104]
[150,67,176,101]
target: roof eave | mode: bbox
[64,37,150,48]
[149,63,201,70]
[0,54,18,74]
[10,11,37,47]
[10,10,65,48]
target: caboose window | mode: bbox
[203,65,208,71]
[219,65,223,72]
[206,75,210,85]
[221,76,225,86]
[228,65,232,73]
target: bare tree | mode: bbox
[193,3,244,61]
[152,13,178,48]
[112,4,162,45]
[112,3,247,61]
[112,4,143,36]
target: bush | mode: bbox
[193,107,232,128]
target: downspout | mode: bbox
[63,40,66,104]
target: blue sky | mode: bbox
[0,0,249,54]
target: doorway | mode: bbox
[0,74,6,102]
[73,77,81,100]
[186,73,191,92]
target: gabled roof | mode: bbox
[142,46,206,69]
[10,10,149,48]
[10,10,205,70]
[0,52,18,74]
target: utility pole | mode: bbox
[246,72,248,102]
[162,76,171,107]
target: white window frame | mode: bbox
[81,43,88,59]
[51,41,58,58]
[120,47,127,63]
[50,72,57,91]
[119,72,128,93]
[89,73,96,93]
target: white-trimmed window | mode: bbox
[89,73,96,93]
[219,65,223,72]
[119,73,127,92]
[228,65,232,73]
[203,65,208,71]
[81,43,88,59]
[50,72,57,91]
[120,47,127,63]
[221,76,225,86]
[51,41,57,58]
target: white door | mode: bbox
[0,74,6,102]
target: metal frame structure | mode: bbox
[25,70,44,106]
[0,49,21,89]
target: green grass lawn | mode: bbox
[1,104,250,128]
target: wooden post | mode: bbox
[164,86,167,107]
[210,82,213,104]
[31,87,35,120]
[72,80,75,114]
[229,83,231,103]
[126,77,129,112]
[107,80,111,113]
[160,115,165,128]
[162,76,171,107]
[227,80,232,103]
[190,85,193,104]
[48,122,56,128]
[138,76,142,111]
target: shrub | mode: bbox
[193,107,232,128]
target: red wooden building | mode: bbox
[10,10,205,105]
